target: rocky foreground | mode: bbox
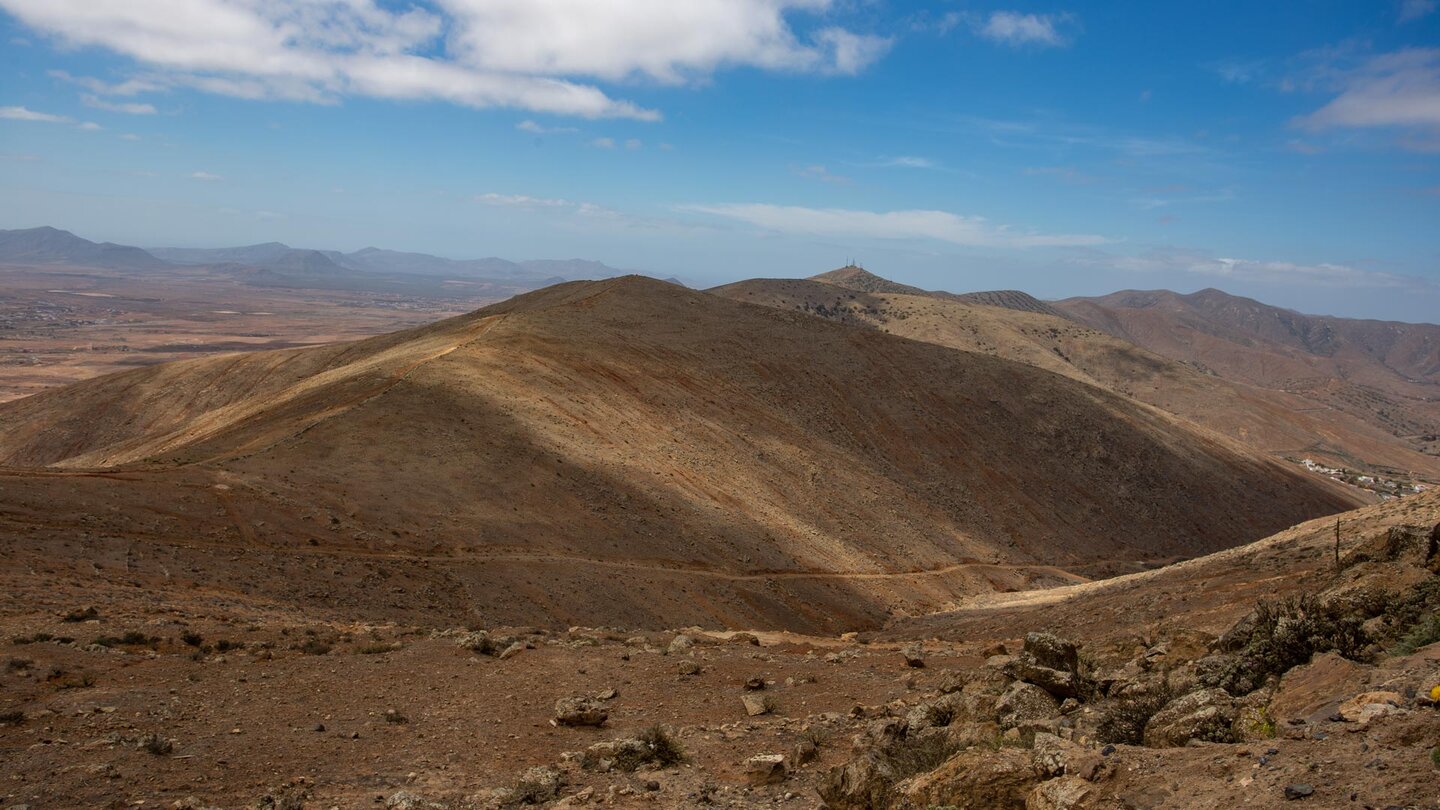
[2,511,1438,808]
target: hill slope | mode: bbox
[0,277,1360,630]
[711,275,1440,479]
[1057,289,1440,463]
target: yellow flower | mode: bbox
[1431,684,1440,703]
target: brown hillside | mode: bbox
[0,276,1360,631]
[1057,289,1440,462]
[712,276,1440,479]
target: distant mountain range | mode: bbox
[0,226,631,296]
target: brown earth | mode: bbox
[1056,288,1440,466]
[712,272,1440,480]
[0,483,1434,809]
[0,275,1360,633]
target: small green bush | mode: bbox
[1201,594,1369,695]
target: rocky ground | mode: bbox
[2,498,1438,808]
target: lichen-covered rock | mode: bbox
[743,753,786,785]
[1142,688,1238,747]
[997,681,1062,730]
[1007,632,1085,699]
[1025,776,1096,810]
[553,696,608,727]
[899,748,1041,809]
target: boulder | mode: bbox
[1268,652,1372,723]
[1026,776,1096,810]
[553,697,608,727]
[580,738,649,772]
[667,634,694,655]
[997,681,1062,730]
[1337,690,1403,725]
[512,766,562,804]
[901,643,926,668]
[741,693,770,717]
[900,748,1041,809]
[1142,689,1238,747]
[455,631,492,653]
[743,754,786,786]
[818,754,899,810]
[1007,632,1085,699]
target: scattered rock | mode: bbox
[1283,783,1314,800]
[901,643,926,668]
[677,660,701,676]
[1007,632,1084,699]
[385,791,445,810]
[1337,691,1402,725]
[1143,688,1238,748]
[1026,775,1095,810]
[741,693,771,717]
[743,676,766,691]
[667,634,694,655]
[997,681,1061,730]
[743,753,786,786]
[553,697,608,727]
[512,766,563,804]
[497,641,526,660]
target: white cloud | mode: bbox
[189,170,223,181]
[590,137,616,149]
[439,0,887,82]
[624,138,643,150]
[685,203,1108,248]
[974,12,1069,48]
[476,193,573,208]
[0,105,71,123]
[2,0,888,119]
[77,121,102,130]
[876,155,937,169]
[1297,48,1440,134]
[1400,0,1437,22]
[120,133,141,141]
[81,94,157,115]
[792,164,850,184]
[516,119,578,134]
[1082,248,1426,289]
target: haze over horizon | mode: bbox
[2,1,1438,321]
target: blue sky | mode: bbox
[1,1,1438,320]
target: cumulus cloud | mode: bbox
[1297,48,1440,135]
[684,203,1108,248]
[974,11,1070,48]
[2,0,888,119]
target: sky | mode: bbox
[1,1,1438,321]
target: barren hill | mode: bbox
[0,276,1359,631]
[1057,289,1440,461]
[712,276,1440,479]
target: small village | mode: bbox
[1294,456,1433,500]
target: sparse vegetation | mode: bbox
[5,657,32,672]
[139,732,174,756]
[606,725,688,772]
[297,639,331,656]
[0,710,24,725]
[357,642,398,655]
[61,606,98,623]
[180,631,204,647]
[1201,594,1370,696]
[11,632,52,645]
[1096,682,1177,745]
[882,732,962,780]
[383,709,408,724]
